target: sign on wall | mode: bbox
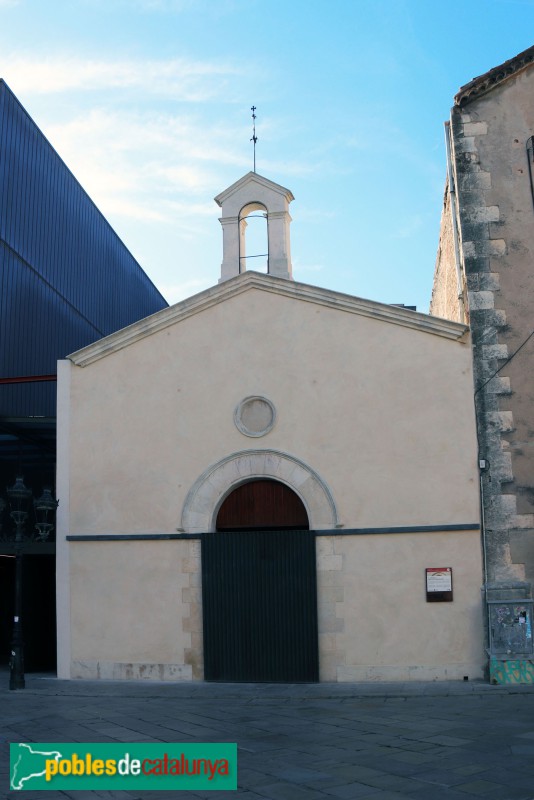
[426,567,453,602]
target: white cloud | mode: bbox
[40,107,246,223]
[1,54,317,203]
[4,54,240,99]
[0,52,318,298]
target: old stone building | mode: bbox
[56,172,484,683]
[431,46,534,680]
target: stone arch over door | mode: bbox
[181,449,338,533]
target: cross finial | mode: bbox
[250,105,258,173]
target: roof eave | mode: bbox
[455,44,534,106]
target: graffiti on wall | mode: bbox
[490,657,534,685]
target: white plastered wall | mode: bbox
[58,281,483,680]
[319,531,483,682]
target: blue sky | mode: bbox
[1,0,533,310]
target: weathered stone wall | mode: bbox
[430,184,463,321]
[449,66,534,593]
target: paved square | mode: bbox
[1,676,534,799]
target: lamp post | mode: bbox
[3,477,58,690]
[6,476,32,690]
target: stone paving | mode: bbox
[1,673,534,800]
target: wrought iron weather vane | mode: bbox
[251,106,258,173]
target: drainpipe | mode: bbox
[444,120,466,324]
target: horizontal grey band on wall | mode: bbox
[317,524,480,535]
[66,524,480,542]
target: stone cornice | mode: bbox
[68,272,469,367]
[455,44,534,106]
[214,171,294,207]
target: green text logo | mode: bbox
[10,742,237,791]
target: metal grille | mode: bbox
[202,530,319,683]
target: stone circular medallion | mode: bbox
[234,396,276,437]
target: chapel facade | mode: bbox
[57,172,484,683]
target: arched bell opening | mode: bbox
[238,202,268,274]
[216,478,309,531]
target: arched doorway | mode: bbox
[216,479,309,530]
[202,479,319,683]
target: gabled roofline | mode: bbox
[214,171,294,207]
[67,272,469,367]
[455,44,534,106]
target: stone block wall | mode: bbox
[432,68,534,600]
[430,185,463,321]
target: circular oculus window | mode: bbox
[234,396,276,437]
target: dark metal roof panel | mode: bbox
[0,79,169,417]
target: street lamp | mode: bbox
[4,477,58,690]
[34,488,59,541]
